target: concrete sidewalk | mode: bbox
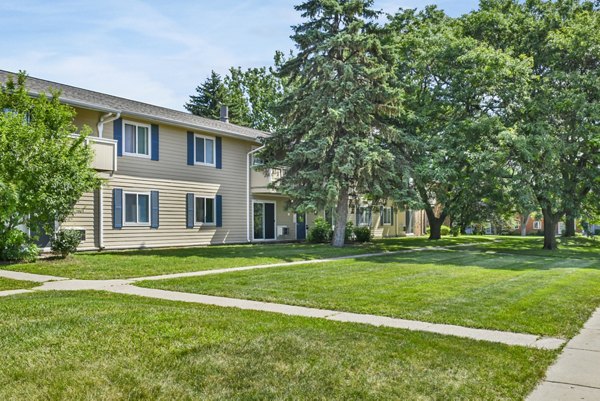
[527,309,600,400]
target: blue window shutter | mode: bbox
[380,206,384,227]
[114,118,123,157]
[151,191,159,229]
[216,136,222,169]
[151,124,159,161]
[391,207,394,225]
[113,188,122,229]
[187,132,194,165]
[186,193,194,228]
[216,195,223,227]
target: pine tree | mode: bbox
[261,0,402,247]
[184,71,226,120]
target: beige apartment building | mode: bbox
[1,70,424,251]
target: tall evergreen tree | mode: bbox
[261,0,401,247]
[185,67,282,131]
[184,71,226,120]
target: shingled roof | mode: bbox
[0,70,269,142]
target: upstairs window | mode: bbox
[124,121,150,157]
[195,134,215,166]
[195,196,215,225]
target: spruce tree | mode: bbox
[184,71,226,120]
[261,0,401,247]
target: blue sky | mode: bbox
[0,0,479,111]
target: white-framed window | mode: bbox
[358,207,372,226]
[251,154,263,166]
[123,121,150,158]
[195,196,216,225]
[124,192,150,225]
[194,134,216,166]
[533,221,541,230]
[382,207,393,225]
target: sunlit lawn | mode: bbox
[2,236,493,280]
[139,237,600,338]
[0,277,37,291]
[0,291,555,400]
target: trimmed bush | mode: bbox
[353,226,372,243]
[426,225,452,236]
[441,225,451,236]
[307,218,332,243]
[0,229,39,262]
[51,229,82,258]
[344,221,354,243]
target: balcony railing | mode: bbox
[251,167,282,194]
[71,134,118,172]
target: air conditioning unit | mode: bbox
[277,226,289,236]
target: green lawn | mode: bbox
[0,291,555,400]
[465,235,600,259]
[0,277,37,291]
[2,236,493,280]
[139,241,600,338]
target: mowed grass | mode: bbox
[0,291,555,400]
[465,235,600,260]
[139,239,600,338]
[2,236,493,280]
[0,277,37,291]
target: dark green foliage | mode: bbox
[307,217,332,243]
[184,71,227,121]
[51,229,82,258]
[185,67,282,131]
[344,221,354,243]
[0,229,39,262]
[353,226,372,243]
[387,7,531,240]
[261,0,403,246]
[464,0,600,249]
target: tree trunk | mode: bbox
[520,214,528,237]
[429,218,443,240]
[425,208,445,240]
[564,214,576,237]
[332,187,349,248]
[542,208,560,250]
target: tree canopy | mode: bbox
[0,72,100,260]
[185,66,283,132]
[261,0,402,247]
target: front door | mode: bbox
[253,202,276,240]
[296,213,306,240]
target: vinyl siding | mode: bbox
[73,108,101,136]
[61,191,98,250]
[100,174,246,249]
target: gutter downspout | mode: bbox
[97,112,120,250]
[246,145,265,242]
[97,112,121,139]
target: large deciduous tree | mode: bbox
[0,72,101,258]
[388,7,531,239]
[261,0,402,247]
[465,0,600,249]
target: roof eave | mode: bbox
[29,90,266,144]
